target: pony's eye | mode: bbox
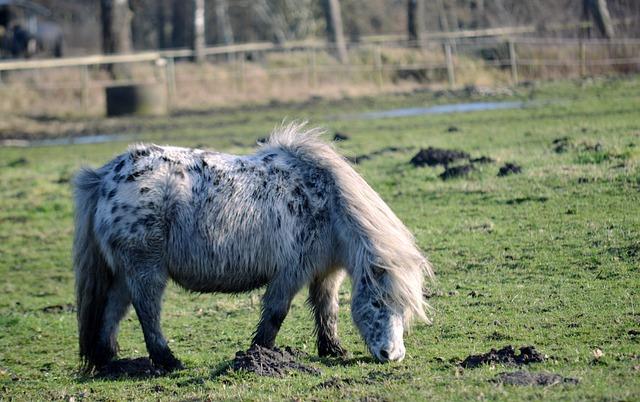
[372,266,384,278]
[372,300,382,308]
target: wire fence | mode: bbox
[0,35,639,116]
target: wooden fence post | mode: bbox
[238,52,245,92]
[165,57,176,109]
[580,40,587,77]
[508,39,519,84]
[374,45,383,88]
[310,48,318,88]
[444,42,455,87]
[81,65,89,114]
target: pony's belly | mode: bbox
[168,265,270,294]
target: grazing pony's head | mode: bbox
[349,237,432,362]
[269,122,434,362]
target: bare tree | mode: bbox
[408,0,425,44]
[322,0,348,63]
[171,0,189,48]
[193,0,206,62]
[101,0,133,55]
[583,0,615,39]
[101,0,133,78]
[215,0,234,46]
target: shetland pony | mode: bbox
[73,123,432,372]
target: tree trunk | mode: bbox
[215,0,234,46]
[407,0,425,44]
[101,0,132,54]
[100,0,133,78]
[193,0,205,63]
[583,0,615,39]
[171,0,188,48]
[322,0,348,64]
[156,0,167,49]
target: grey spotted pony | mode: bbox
[73,123,433,372]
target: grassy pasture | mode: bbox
[0,76,639,401]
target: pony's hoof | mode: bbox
[319,343,349,358]
[151,353,184,372]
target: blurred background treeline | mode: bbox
[0,0,639,120]
[16,0,640,55]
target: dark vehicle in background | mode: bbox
[0,0,63,58]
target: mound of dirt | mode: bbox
[410,147,470,167]
[96,357,163,379]
[498,163,522,176]
[461,345,545,369]
[333,132,350,141]
[552,137,571,153]
[470,156,495,164]
[439,164,475,180]
[42,304,75,314]
[232,345,321,377]
[494,371,579,386]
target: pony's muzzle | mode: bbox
[374,343,406,362]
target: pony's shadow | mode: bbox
[80,358,174,382]
[309,354,377,367]
[83,353,375,382]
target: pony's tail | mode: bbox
[73,167,113,373]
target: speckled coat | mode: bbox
[73,124,431,372]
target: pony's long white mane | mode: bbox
[266,122,434,324]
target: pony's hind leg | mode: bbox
[126,263,183,371]
[308,269,348,357]
[252,272,307,349]
[96,274,131,366]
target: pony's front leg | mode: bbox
[252,273,306,348]
[308,269,348,358]
[126,266,183,371]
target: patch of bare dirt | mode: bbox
[348,146,415,164]
[333,132,350,141]
[461,345,545,369]
[410,147,470,167]
[494,371,579,386]
[232,345,321,377]
[552,137,571,153]
[439,164,475,180]
[42,304,75,314]
[96,357,163,379]
[498,163,522,176]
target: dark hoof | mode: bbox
[151,351,184,372]
[318,343,349,358]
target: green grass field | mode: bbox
[1,76,639,401]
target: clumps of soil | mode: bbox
[314,376,355,390]
[409,147,501,180]
[552,137,571,153]
[232,345,321,377]
[439,164,475,180]
[498,163,522,176]
[7,157,28,167]
[494,371,579,386]
[410,147,470,167]
[333,132,350,141]
[96,357,163,379]
[470,156,495,164]
[348,146,414,164]
[42,303,75,314]
[461,345,545,369]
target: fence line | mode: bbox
[0,35,638,115]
